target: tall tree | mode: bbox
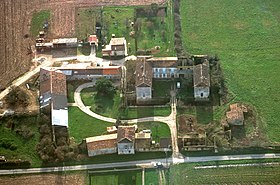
[95,78,116,97]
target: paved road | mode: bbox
[0,57,54,100]
[1,153,280,175]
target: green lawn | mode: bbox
[80,87,171,119]
[90,169,142,185]
[169,162,280,185]
[68,107,113,143]
[181,0,280,142]
[30,10,50,37]
[80,88,121,118]
[138,122,171,142]
[103,7,135,55]
[120,107,171,119]
[0,116,41,167]
[152,80,173,98]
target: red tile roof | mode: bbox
[102,67,121,75]
[86,134,117,151]
[88,35,98,43]
[117,125,136,143]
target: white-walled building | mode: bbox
[193,61,210,101]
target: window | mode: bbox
[201,93,204,97]
[143,93,145,98]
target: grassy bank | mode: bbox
[0,115,41,167]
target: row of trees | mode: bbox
[173,0,189,58]
[36,116,78,163]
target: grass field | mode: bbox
[136,4,175,56]
[0,116,41,166]
[90,169,142,185]
[169,162,280,185]
[76,8,100,41]
[181,0,280,142]
[68,107,113,143]
[103,7,135,55]
[144,169,159,185]
[30,10,50,37]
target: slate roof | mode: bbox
[52,94,68,110]
[135,57,153,87]
[86,134,117,151]
[193,61,210,87]
[117,125,136,143]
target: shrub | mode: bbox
[15,126,34,139]
[0,138,17,151]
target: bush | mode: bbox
[0,138,17,151]
[0,160,31,169]
[15,126,34,139]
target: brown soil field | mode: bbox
[0,172,86,185]
[0,0,166,90]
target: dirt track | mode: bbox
[0,0,166,89]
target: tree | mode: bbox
[5,86,29,108]
[95,78,116,97]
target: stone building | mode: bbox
[193,61,210,101]
[226,103,248,125]
[117,125,136,155]
[86,134,117,157]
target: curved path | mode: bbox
[74,82,180,157]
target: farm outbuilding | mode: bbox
[135,132,151,151]
[86,134,117,157]
[88,35,98,47]
[102,37,127,57]
[226,103,248,126]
